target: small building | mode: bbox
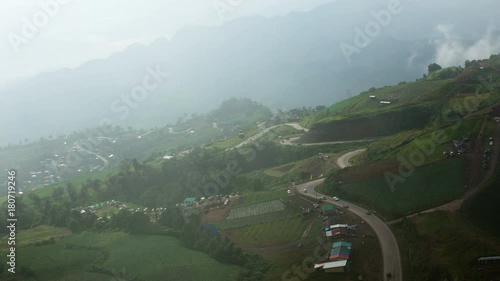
[329,241,352,261]
[321,204,337,216]
[314,260,349,273]
[326,228,347,238]
[478,256,500,265]
[163,155,174,160]
[183,197,196,206]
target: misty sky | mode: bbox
[0,0,336,87]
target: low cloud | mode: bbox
[432,24,500,67]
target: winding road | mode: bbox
[234,122,308,148]
[335,148,367,168]
[296,149,402,281]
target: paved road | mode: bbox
[295,151,402,281]
[74,143,110,167]
[234,122,308,148]
[335,148,367,168]
[281,138,376,146]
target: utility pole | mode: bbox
[346,89,352,99]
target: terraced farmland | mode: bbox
[227,200,285,219]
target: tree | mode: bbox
[66,183,78,204]
[51,186,65,202]
[428,63,442,74]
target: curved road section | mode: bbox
[335,148,367,169]
[296,149,402,281]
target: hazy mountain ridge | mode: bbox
[2,0,499,146]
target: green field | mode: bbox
[462,164,500,237]
[219,210,295,230]
[206,128,260,149]
[0,231,242,281]
[230,216,311,245]
[264,162,297,177]
[324,159,465,219]
[238,189,287,207]
[0,225,70,249]
[392,212,500,281]
[227,200,285,219]
[259,125,303,143]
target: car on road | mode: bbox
[343,204,348,208]
[320,196,326,200]
[333,196,339,201]
[303,189,307,193]
[366,211,371,215]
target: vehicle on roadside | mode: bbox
[303,189,307,193]
[320,196,326,200]
[343,204,348,208]
[366,211,371,215]
[333,196,339,201]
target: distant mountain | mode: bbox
[2,0,499,146]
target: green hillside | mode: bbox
[300,56,500,143]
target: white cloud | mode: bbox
[432,24,500,67]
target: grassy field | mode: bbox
[0,225,70,249]
[206,128,260,150]
[462,164,500,237]
[392,212,500,281]
[259,125,303,143]
[32,167,117,200]
[228,216,311,245]
[238,189,288,208]
[227,210,384,281]
[321,159,465,219]
[301,80,450,128]
[0,231,242,281]
[219,210,295,230]
[264,162,297,177]
[227,200,285,219]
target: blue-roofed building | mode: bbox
[184,197,196,206]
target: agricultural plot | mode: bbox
[336,159,465,219]
[0,231,242,281]
[220,210,294,230]
[227,200,285,219]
